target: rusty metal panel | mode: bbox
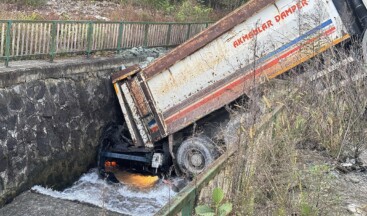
[112,65,141,84]
[128,78,151,117]
[137,73,167,138]
[113,83,140,145]
[121,83,153,147]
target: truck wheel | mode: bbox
[176,136,218,175]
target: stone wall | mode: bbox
[0,56,152,205]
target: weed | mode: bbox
[176,1,212,22]
[201,36,367,215]
[3,0,46,7]
[196,187,232,216]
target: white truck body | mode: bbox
[105,0,367,172]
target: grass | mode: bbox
[197,41,367,215]
[240,46,365,214]
[2,0,46,7]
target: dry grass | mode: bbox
[211,43,367,215]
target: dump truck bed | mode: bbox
[112,0,351,146]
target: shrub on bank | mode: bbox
[2,0,46,7]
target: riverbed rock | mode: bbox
[359,150,367,166]
[349,176,361,184]
[347,203,367,216]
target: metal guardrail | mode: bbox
[156,104,285,216]
[0,20,212,67]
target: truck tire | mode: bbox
[176,136,218,176]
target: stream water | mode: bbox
[31,168,176,216]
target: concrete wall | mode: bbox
[0,56,150,205]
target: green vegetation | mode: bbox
[175,1,212,22]
[195,187,232,216]
[2,0,46,6]
[118,0,220,22]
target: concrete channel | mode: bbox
[0,48,175,215]
[0,191,124,216]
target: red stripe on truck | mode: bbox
[163,27,337,126]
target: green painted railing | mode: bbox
[0,20,212,67]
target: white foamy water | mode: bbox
[32,169,176,216]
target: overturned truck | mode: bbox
[98,0,367,177]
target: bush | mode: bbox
[176,1,212,22]
[2,0,46,7]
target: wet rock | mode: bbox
[14,158,26,171]
[26,81,46,100]
[0,103,8,117]
[36,132,50,157]
[26,115,40,131]
[7,115,18,131]
[57,85,68,106]
[0,148,7,172]
[0,125,7,141]
[347,204,366,216]
[0,177,3,191]
[129,47,140,56]
[16,142,26,156]
[146,57,155,62]
[6,137,17,152]
[0,92,9,117]
[8,94,23,111]
[349,176,360,184]
[359,150,367,166]
[341,160,355,168]
[24,103,36,117]
[48,82,57,96]
[41,101,56,118]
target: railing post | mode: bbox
[181,192,196,216]
[86,22,93,58]
[186,23,191,41]
[144,23,149,47]
[49,21,57,62]
[166,24,172,46]
[5,20,12,67]
[117,22,124,53]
